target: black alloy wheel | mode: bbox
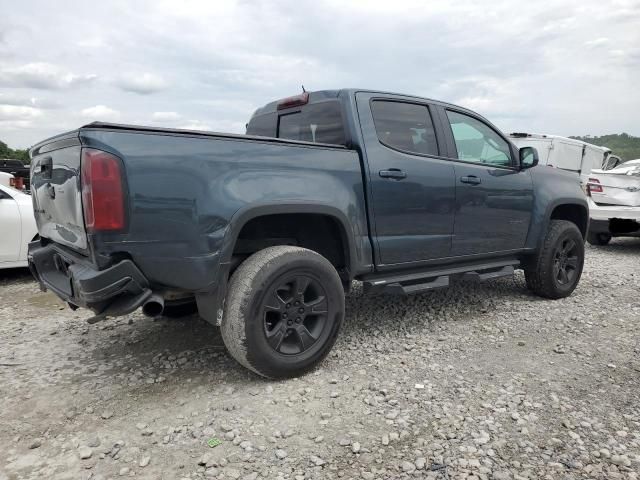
[220,246,345,378]
[262,274,328,355]
[552,237,580,286]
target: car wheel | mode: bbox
[524,220,585,299]
[587,231,612,246]
[220,246,344,379]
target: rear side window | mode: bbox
[277,101,346,145]
[371,101,438,156]
[246,112,277,137]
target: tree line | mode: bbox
[0,140,30,164]
[569,133,640,161]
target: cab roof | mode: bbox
[250,88,485,121]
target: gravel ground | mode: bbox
[1,240,639,480]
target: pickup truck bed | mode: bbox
[28,88,589,378]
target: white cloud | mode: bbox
[0,105,43,120]
[178,120,212,131]
[1,0,639,148]
[0,93,60,109]
[0,62,97,90]
[81,105,120,121]
[152,111,181,122]
[585,37,610,48]
[114,73,169,94]
[0,105,43,131]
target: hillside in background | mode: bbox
[570,133,640,161]
[0,140,30,164]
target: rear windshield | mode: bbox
[247,101,346,146]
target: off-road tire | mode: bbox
[220,246,344,379]
[587,231,612,246]
[524,220,585,299]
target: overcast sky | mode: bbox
[1,0,639,148]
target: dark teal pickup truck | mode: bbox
[28,89,588,378]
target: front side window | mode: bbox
[371,101,438,156]
[277,101,346,145]
[446,110,512,167]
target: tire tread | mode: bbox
[220,246,343,378]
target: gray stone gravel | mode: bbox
[1,240,639,479]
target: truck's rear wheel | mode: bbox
[221,246,344,379]
[524,220,584,299]
[587,231,612,246]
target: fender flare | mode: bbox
[219,202,357,272]
[535,198,589,249]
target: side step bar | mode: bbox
[362,260,518,296]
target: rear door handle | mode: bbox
[379,169,406,180]
[460,175,481,185]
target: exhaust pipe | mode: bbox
[142,293,164,318]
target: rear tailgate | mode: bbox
[589,166,640,207]
[30,132,88,252]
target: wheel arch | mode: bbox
[549,202,589,238]
[220,203,357,275]
[526,198,589,252]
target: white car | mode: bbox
[0,171,14,188]
[586,159,640,245]
[0,182,38,269]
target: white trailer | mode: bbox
[507,133,620,184]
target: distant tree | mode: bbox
[569,133,640,161]
[0,141,10,157]
[0,140,31,164]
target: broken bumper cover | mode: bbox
[28,241,152,316]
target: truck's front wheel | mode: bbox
[524,220,585,299]
[221,246,345,379]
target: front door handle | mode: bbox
[379,169,407,180]
[460,175,481,185]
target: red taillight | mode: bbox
[9,176,24,189]
[81,148,125,232]
[277,92,309,110]
[587,178,603,195]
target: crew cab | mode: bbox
[28,89,588,378]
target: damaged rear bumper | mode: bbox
[28,240,152,316]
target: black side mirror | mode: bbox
[519,146,539,169]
